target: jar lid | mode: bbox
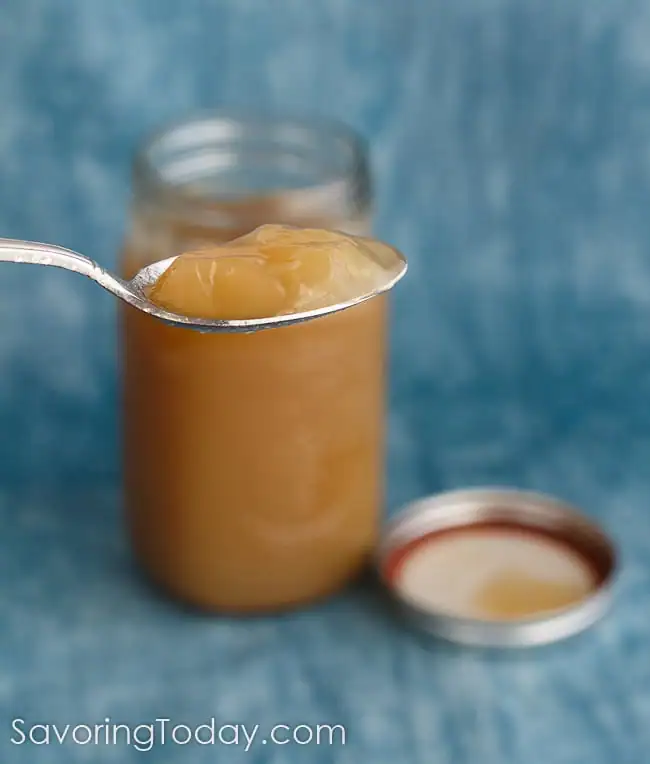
[377,488,618,648]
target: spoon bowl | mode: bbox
[0,237,407,333]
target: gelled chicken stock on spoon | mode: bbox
[0,225,407,332]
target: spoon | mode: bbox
[0,237,407,333]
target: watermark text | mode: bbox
[10,718,346,752]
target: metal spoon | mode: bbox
[0,237,407,333]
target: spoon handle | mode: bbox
[0,238,102,278]
[0,237,142,311]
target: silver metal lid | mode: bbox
[377,488,618,648]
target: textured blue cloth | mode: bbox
[1,0,650,761]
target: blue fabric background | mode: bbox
[1,0,650,761]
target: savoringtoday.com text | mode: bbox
[10,717,347,752]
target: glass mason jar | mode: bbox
[119,113,386,612]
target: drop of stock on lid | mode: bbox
[395,527,597,621]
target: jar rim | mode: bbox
[132,110,371,220]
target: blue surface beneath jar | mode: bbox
[2,1,650,762]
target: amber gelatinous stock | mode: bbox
[120,224,390,611]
